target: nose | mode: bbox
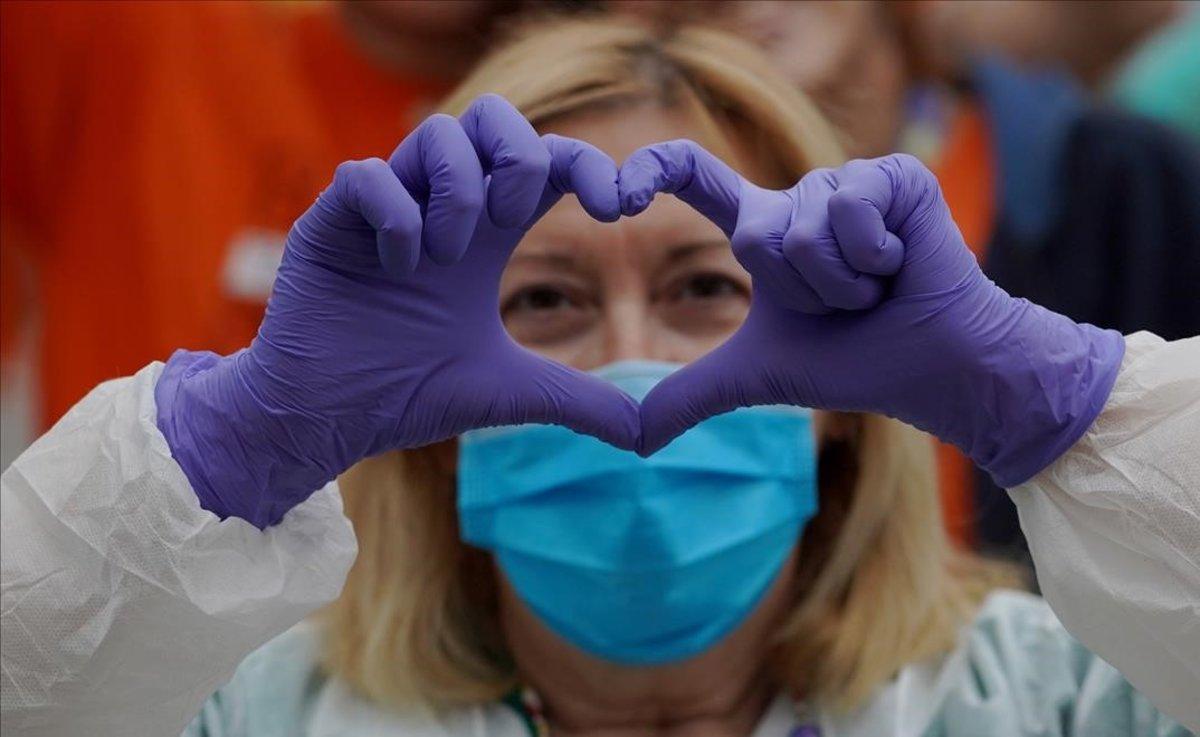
[602,297,653,365]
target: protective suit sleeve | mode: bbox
[1010,332,1200,732]
[0,362,358,737]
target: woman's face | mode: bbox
[504,105,751,369]
[491,105,828,691]
[507,104,842,437]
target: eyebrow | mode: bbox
[663,239,729,261]
[506,237,731,272]
[506,252,579,269]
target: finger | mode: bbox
[527,134,620,226]
[776,166,878,310]
[618,139,744,235]
[637,338,765,456]
[871,154,979,296]
[731,212,830,314]
[459,94,551,230]
[332,158,423,278]
[827,159,905,276]
[389,114,485,265]
[496,350,642,452]
[782,210,886,311]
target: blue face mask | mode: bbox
[457,360,818,665]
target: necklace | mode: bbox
[506,686,823,736]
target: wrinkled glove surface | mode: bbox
[156,95,640,528]
[620,142,1124,486]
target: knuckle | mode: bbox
[382,214,421,243]
[827,189,877,229]
[464,94,525,139]
[357,157,393,185]
[673,138,702,166]
[801,166,837,189]
[836,158,868,177]
[890,152,923,171]
[666,139,699,158]
[501,145,552,179]
[333,159,363,180]
[417,113,463,145]
[827,186,861,213]
[445,186,485,216]
[362,156,390,172]
[628,142,658,160]
[730,221,769,258]
[540,132,566,154]
[470,92,509,113]
[622,146,659,179]
[656,140,700,178]
[332,159,372,202]
[423,112,460,130]
[889,153,934,185]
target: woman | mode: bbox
[1,16,1196,737]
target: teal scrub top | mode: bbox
[183,591,1189,737]
[1109,10,1200,141]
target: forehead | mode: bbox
[525,104,745,250]
[539,103,723,166]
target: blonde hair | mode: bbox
[323,14,1016,714]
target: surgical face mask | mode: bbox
[457,360,818,665]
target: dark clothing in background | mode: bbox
[988,113,1200,343]
[971,61,1200,557]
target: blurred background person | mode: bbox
[0,0,528,470]
[618,0,1200,558]
[1108,7,1200,141]
[907,0,1199,138]
[893,0,1200,557]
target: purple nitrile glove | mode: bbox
[621,142,1125,487]
[155,94,640,528]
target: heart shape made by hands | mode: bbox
[158,93,1119,532]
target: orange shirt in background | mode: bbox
[928,102,997,549]
[1,1,445,427]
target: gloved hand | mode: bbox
[620,143,1125,487]
[156,95,640,528]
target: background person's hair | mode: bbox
[323,13,1017,713]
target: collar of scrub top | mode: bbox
[504,687,821,737]
[302,652,965,737]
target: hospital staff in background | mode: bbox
[2,17,1198,737]
[904,0,1200,139]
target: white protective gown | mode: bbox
[1,332,1197,737]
